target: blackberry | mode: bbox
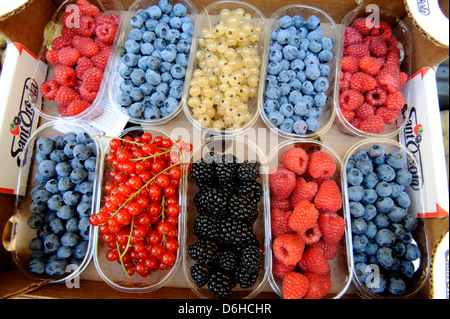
[190,159,214,188]
[240,245,264,274]
[215,161,237,188]
[188,239,218,265]
[208,270,234,298]
[235,267,259,289]
[219,217,256,246]
[217,250,238,273]
[194,187,231,218]
[194,215,219,240]
[236,180,262,203]
[190,263,211,288]
[228,193,258,224]
[237,160,261,181]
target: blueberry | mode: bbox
[267,62,282,75]
[39,160,57,178]
[150,91,166,107]
[181,21,194,35]
[63,191,81,206]
[45,258,68,276]
[127,102,145,118]
[279,103,294,118]
[387,206,407,223]
[368,144,386,159]
[173,3,187,17]
[84,157,96,172]
[142,31,156,44]
[306,118,320,132]
[169,86,183,99]
[289,90,303,105]
[128,28,143,42]
[66,217,79,233]
[299,37,310,51]
[348,185,365,202]
[36,152,48,164]
[308,40,322,53]
[375,181,392,197]
[63,142,77,158]
[147,5,162,19]
[306,15,321,30]
[363,204,377,221]
[377,247,400,271]
[72,241,88,259]
[355,262,372,284]
[375,197,394,214]
[74,132,90,145]
[405,243,421,261]
[58,177,74,192]
[279,15,292,29]
[321,37,333,51]
[78,217,90,240]
[395,168,412,186]
[395,191,411,208]
[319,63,331,77]
[276,29,292,45]
[47,194,63,211]
[72,144,92,161]
[170,64,186,79]
[175,53,188,67]
[282,45,299,61]
[76,200,92,217]
[347,168,364,186]
[57,246,72,259]
[280,118,294,133]
[388,276,406,295]
[400,260,415,277]
[169,16,182,29]
[355,159,373,176]
[119,66,133,78]
[318,50,333,63]
[365,222,378,240]
[363,172,379,189]
[144,106,161,119]
[43,233,61,253]
[369,274,387,293]
[353,234,369,253]
[386,151,407,170]
[389,182,403,198]
[161,45,177,62]
[45,179,60,194]
[307,28,323,42]
[123,53,139,67]
[375,228,396,247]
[293,120,308,134]
[352,218,368,234]
[268,111,284,126]
[30,201,47,214]
[60,232,80,248]
[130,15,144,29]
[70,168,88,184]
[354,253,367,264]
[350,201,366,218]
[292,15,304,28]
[145,18,159,31]
[71,158,84,170]
[294,101,308,116]
[49,149,68,163]
[36,137,55,155]
[402,214,418,232]
[124,39,140,54]
[354,150,370,161]
[313,77,329,93]
[301,81,314,94]
[305,64,320,81]
[29,258,46,274]
[145,69,161,86]
[392,241,406,256]
[376,164,396,182]
[29,236,44,251]
[158,0,172,14]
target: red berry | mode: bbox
[371,21,392,41]
[344,27,363,47]
[375,106,400,125]
[345,44,370,59]
[359,114,386,134]
[95,23,117,44]
[76,15,97,37]
[369,36,388,57]
[365,86,387,106]
[339,89,364,111]
[350,72,377,93]
[77,0,100,17]
[290,177,318,208]
[54,65,77,87]
[272,257,296,279]
[358,56,383,76]
[55,86,80,107]
[314,180,342,212]
[353,17,374,35]
[273,233,305,265]
[282,272,310,299]
[46,50,59,65]
[303,272,332,299]
[341,56,359,74]
[74,36,99,57]
[299,222,322,245]
[318,211,345,246]
[75,56,93,79]
[269,166,296,200]
[281,147,309,176]
[298,245,330,275]
[57,47,81,67]
[91,46,112,70]
[289,200,319,234]
[82,67,103,91]
[354,102,376,120]
[66,100,91,116]
[51,36,72,50]
[40,80,60,100]
[385,90,404,111]
[307,151,336,180]
[271,208,293,238]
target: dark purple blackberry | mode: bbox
[190,263,211,288]
[188,239,218,266]
[217,250,238,273]
[237,160,261,181]
[194,215,219,240]
[193,187,231,219]
[190,159,214,189]
[207,270,234,298]
[228,193,258,224]
[215,161,238,188]
[219,217,256,246]
[240,245,264,274]
[236,180,262,204]
[235,267,259,289]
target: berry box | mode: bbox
[342,139,430,298]
[266,139,352,299]
[91,127,187,293]
[106,0,199,125]
[334,4,412,138]
[183,0,266,135]
[259,5,338,139]
[4,120,102,284]
[183,135,270,298]
[31,0,123,121]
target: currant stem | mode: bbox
[116,241,131,279]
[129,149,171,162]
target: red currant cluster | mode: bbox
[89,132,191,277]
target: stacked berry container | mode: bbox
[6,121,102,283]
[334,4,412,138]
[342,139,430,298]
[259,5,338,139]
[266,140,352,299]
[183,136,270,298]
[107,0,199,125]
[183,1,266,135]
[92,127,187,292]
[31,0,123,121]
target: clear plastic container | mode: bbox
[92,126,186,293]
[259,5,338,139]
[334,5,412,138]
[106,0,199,125]
[5,121,102,283]
[182,0,266,136]
[266,139,353,299]
[182,135,270,298]
[31,0,123,122]
[342,139,430,298]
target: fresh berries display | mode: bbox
[89,132,191,278]
[345,144,421,296]
[41,0,118,117]
[117,0,194,121]
[339,18,408,134]
[263,13,334,135]
[27,131,97,276]
[269,146,345,299]
[188,152,264,298]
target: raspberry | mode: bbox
[95,13,120,27]
[40,80,60,100]
[271,208,293,238]
[288,200,319,234]
[66,100,91,116]
[376,63,400,93]
[74,36,99,57]
[57,47,81,67]
[353,17,373,35]
[82,67,103,91]
[290,178,318,207]
[307,151,336,180]
[341,56,359,73]
[369,36,388,57]
[339,89,364,111]
[354,102,375,120]
[350,72,377,93]
[95,23,117,44]
[299,222,322,245]
[270,198,291,212]
[344,27,363,47]
[58,104,70,116]
[371,21,392,41]
[75,15,97,37]
[385,90,404,111]
[272,233,305,265]
[314,180,342,212]
[358,56,383,76]
[375,106,400,125]
[45,50,59,65]
[79,84,98,102]
[55,86,80,107]
[282,272,309,299]
[359,115,386,134]
[91,46,112,70]
[54,65,77,87]
[340,109,355,122]
[365,86,387,106]
[51,36,72,50]
[345,44,370,59]
[303,272,332,299]
[272,258,296,279]
[298,246,330,275]
[339,72,352,92]
[350,117,362,129]
[386,35,399,51]
[399,72,408,87]
[61,26,77,37]
[75,56,93,79]
[269,166,296,200]
[312,240,338,260]
[386,47,401,66]
[77,0,100,17]
[281,147,309,176]
[318,211,345,245]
